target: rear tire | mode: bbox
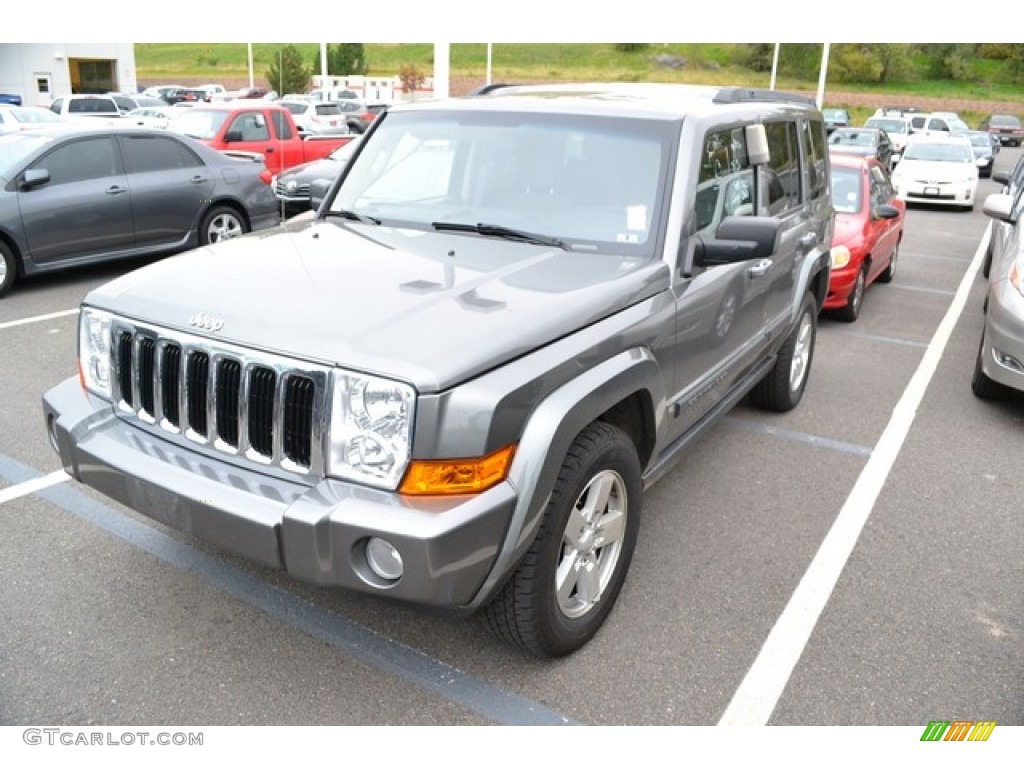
[483,422,642,658]
[199,206,248,245]
[749,291,817,412]
[0,242,15,299]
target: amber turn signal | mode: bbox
[399,445,516,496]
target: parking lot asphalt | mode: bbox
[1,152,1021,741]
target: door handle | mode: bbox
[799,232,818,248]
[748,259,772,278]
[264,147,275,153]
[190,175,209,184]
[105,186,127,196]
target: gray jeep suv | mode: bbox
[43,83,833,657]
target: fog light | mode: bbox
[366,537,403,581]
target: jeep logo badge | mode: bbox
[189,312,224,332]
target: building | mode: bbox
[0,43,137,107]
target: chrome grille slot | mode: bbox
[283,375,314,467]
[137,337,156,420]
[247,366,276,458]
[160,343,181,428]
[215,359,242,448]
[186,351,209,438]
[117,331,134,408]
[108,319,330,479]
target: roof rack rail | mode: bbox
[464,83,514,97]
[713,87,815,107]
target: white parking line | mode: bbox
[0,308,79,331]
[0,470,69,505]
[718,229,988,726]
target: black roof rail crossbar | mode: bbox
[465,83,515,97]
[713,87,816,107]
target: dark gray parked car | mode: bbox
[0,125,280,297]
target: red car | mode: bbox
[823,152,906,322]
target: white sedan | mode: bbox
[125,106,176,129]
[0,105,63,133]
[890,135,982,211]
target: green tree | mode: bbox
[266,44,312,95]
[829,44,911,84]
[328,43,368,76]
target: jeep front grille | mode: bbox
[111,320,329,477]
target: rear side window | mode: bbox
[270,110,294,140]
[120,135,202,173]
[764,121,801,215]
[802,118,827,201]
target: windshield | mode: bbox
[0,133,54,177]
[969,133,992,148]
[903,142,973,163]
[866,118,907,135]
[315,104,343,116]
[990,115,1021,128]
[830,166,862,215]
[279,102,307,115]
[11,108,60,124]
[168,109,228,139]
[830,130,875,147]
[329,110,672,254]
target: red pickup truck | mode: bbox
[168,102,355,179]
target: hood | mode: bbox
[831,213,864,248]
[277,156,343,184]
[85,218,669,392]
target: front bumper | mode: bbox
[895,179,977,207]
[42,377,516,610]
[980,280,1024,394]
[823,258,862,309]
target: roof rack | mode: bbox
[464,83,514,97]
[713,87,815,106]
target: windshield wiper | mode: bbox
[327,209,381,225]
[432,221,566,250]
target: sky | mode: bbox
[11,1,978,45]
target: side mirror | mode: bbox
[873,204,901,221]
[982,193,1014,224]
[224,130,243,143]
[695,215,782,266]
[20,168,50,189]
[745,124,770,166]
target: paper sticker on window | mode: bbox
[626,205,647,231]
[616,233,640,243]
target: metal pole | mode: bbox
[321,43,328,92]
[247,43,254,89]
[434,42,450,99]
[816,43,831,110]
[770,43,780,90]
[486,43,492,85]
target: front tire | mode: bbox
[749,291,817,412]
[199,206,248,245]
[834,264,866,322]
[971,328,1011,400]
[0,242,16,299]
[483,422,642,658]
